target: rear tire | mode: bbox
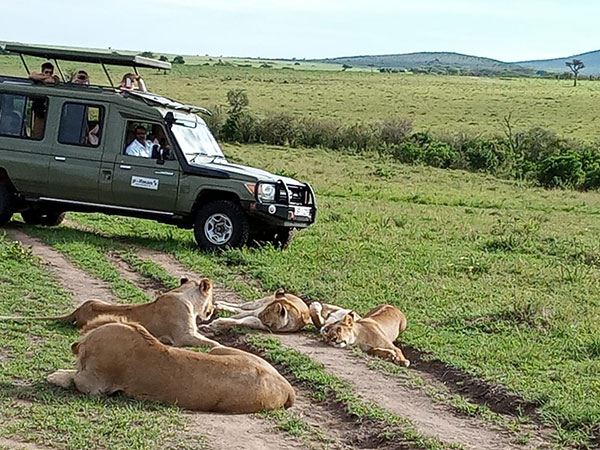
[0,182,15,226]
[21,210,66,227]
[194,200,249,250]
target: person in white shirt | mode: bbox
[125,126,153,157]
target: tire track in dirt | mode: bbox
[111,250,409,450]
[4,227,114,306]
[3,227,310,450]
[132,248,553,450]
[0,437,50,449]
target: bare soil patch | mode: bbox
[0,437,50,450]
[132,247,552,450]
[3,229,309,450]
[4,226,114,306]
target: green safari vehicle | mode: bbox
[0,44,317,249]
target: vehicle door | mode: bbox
[107,120,180,213]
[45,101,106,203]
[0,93,51,196]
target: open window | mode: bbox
[58,103,104,147]
[0,94,48,140]
[124,121,174,160]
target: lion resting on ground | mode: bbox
[47,316,295,413]
[316,303,410,367]
[200,289,310,333]
[1,278,219,348]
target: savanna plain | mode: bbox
[0,54,599,449]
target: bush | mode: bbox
[387,142,422,164]
[203,104,225,140]
[172,55,185,64]
[294,117,341,148]
[379,118,413,145]
[538,152,585,189]
[257,112,297,146]
[421,141,458,168]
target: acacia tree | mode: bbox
[565,59,585,86]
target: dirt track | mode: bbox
[2,224,555,450]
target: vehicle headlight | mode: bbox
[257,183,276,203]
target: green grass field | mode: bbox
[54,143,598,446]
[2,54,600,141]
[2,48,600,446]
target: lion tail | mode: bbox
[0,310,78,323]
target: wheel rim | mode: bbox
[204,213,233,245]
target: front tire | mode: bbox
[250,227,295,249]
[0,182,15,226]
[21,210,66,227]
[194,200,249,250]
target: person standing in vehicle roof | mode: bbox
[125,125,153,158]
[29,62,60,85]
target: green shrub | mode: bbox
[538,152,585,189]
[379,118,413,145]
[388,142,422,164]
[421,141,458,168]
[257,112,297,146]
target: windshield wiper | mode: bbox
[189,152,205,163]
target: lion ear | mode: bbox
[200,278,212,294]
[71,342,80,355]
[180,277,189,285]
[341,313,355,327]
[349,311,361,322]
[275,288,285,298]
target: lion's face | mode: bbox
[260,300,290,329]
[179,277,214,320]
[321,312,357,348]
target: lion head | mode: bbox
[321,311,360,348]
[178,277,214,320]
[259,289,292,329]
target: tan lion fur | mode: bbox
[2,278,219,348]
[48,316,295,413]
[201,289,310,333]
[321,304,410,367]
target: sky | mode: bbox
[1,0,599,62]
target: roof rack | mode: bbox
[125,91,212,115]
[4,43,171,87]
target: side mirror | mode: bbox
[154,144,165,165]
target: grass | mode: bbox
[0,232,195,449]
[55,143,600,447]
[3,54,600,140]
[248,334,458,450]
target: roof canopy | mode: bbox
[4,44,171,70]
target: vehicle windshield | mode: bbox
[170,117,225,164]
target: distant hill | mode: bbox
[313,52,533,75]
[515,49,600,75]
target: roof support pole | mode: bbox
[100,60,115,88]
[133,66,139,76]
[19,54,30,76]
[53,59,67,83]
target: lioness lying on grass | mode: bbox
[315,303,411,367]
[200,289,311,333]
[47,316,295,413]
[1,278,220,348]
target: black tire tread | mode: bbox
[194,200,249,250]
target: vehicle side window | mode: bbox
[124,121,174,159]
[0,94,48,140]
[58,103,104,147]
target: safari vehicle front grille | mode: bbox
[276,185,308,205]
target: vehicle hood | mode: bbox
[197,160,303,186]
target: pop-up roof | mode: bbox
[4,44,171,70]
